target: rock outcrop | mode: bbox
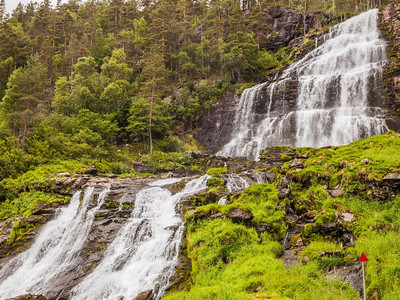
[381,4,400,131]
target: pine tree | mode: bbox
[1,54,50,149]
[0,0,6,23]
[137,47,168,153]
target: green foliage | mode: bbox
[206,167,228,175]
[188,219,259,270]
[127,97,172,143]
[0,57,14,100]
[355,232,400,299]
[0,54,50,145]
[166,218,358,300]
[301,241,345,268]
[206,177,225,187]
[0,192,68,221]
[284,131,400,193]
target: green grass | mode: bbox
[0,191,69,221]
[187,183,287,239]
[165,220,358,300]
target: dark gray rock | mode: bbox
[6,295,47,300]
[134,290,154,300]
[227,208,253,223]
[326,264,363,296]
[194,91,237,153]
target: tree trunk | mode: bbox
[149,79,155,154]
[53,20,56,53]
[21,98,31,151]
[303,2,307,36]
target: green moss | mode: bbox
[8,219,39,244]
[166,220,358,300]
[0,192,68,221]
[304,223,313,237]
[206,167,228,175]
[206,177,225,187]
[280,154,292,161]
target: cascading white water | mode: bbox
[218,173,251,205]
[70,175,209,300]
[0,187,109,299]
[225,173,250,193]
[218,9,388,160]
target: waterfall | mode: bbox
[225,173,250,193]
[217,9,388,160]
[70,175,209,300]
[0,187,110,299]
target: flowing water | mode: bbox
[70,175,209,300]
[218,9,388,160]
[0,187,109,299]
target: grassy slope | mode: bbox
[165,131,400,300]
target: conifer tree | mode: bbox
[1,54,50,149]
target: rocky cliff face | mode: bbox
[194,6,324,152]
[381,4,400,131]
[194,91,237,153]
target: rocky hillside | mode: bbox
[165,131,400,300]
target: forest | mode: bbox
[0,0,395,184]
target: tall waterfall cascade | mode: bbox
[0,187,109,299]
[70,175,209,300]
[218,9,389,160]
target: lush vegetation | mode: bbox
[0,1,399,298]
[0,0,394,172]
[163,132,400,299]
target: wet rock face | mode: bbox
[380,4,400,131]
[5,295,47,300]
[266,7,303,51]
[194,91,237,153]
[134,290,154,300]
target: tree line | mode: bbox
[0,0,394,180]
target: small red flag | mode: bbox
[359,252,369,262]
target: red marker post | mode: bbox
[359,253,369,300]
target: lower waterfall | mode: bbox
[70,175,209,300]
[217,9,389,160]
[0,187,109,299]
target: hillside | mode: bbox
[0,1,400,300]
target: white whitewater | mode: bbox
[70,175,209,300]
[218,174,251,205]
[0,187,109,299]
[218,9,388,160]
[225,173,250,193]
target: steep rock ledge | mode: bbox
[381,4,400,131]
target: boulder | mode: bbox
[291,158,304,168]
[327,188,344,198]
[134,290,153,300]
[383,173,400,182]
[340,212,355,223]
[85,167,98,175]
[227,208,253,222]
